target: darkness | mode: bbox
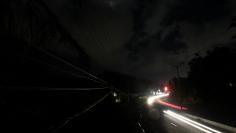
[1,0,236,133]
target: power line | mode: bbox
[1,86,110,91]
[21,0,109,85]
[43,91,112,133]
[34,0,89,59]
[31,45,108,85]
[28,56,107,85]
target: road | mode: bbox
[163,112,202,133]
[139,94,229,133]
[139,107,227,133]
[4,90,232,133]
[162,110,222,133]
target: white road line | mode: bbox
[170,122,177,127]
[142,129,146,133]
[138,122,142,127]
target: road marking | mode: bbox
[170,122,177,127]
[138,122,142,127]
[142,129,146,133]
[137,122,145,133]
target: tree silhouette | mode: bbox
[229,16,236,39]
[187,47,236,103]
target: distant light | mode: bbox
[147,98,154,105]
[163,110,222,133]
[113,92,117,97]
[115,98,120,103]
[164,86,168,92]
[152,91,155,95]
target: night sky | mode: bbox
[44,0,236,82]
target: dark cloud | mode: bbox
[126,23,187,71]
[43,0,236,82]
[126,1,187,59]
[162,0,231,26]
[159,25,187,53]
[127,25,187,59]
[120,0,234,81]
[131,0,161,32]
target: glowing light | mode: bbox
[164,86,168,92]
[147,98,154,105]
[115,98,120,103]
[113,92,117,97]
[147,93,169,105]
[163,110,222,133]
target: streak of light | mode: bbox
[158,100,188,110]
[147,93,169,105]
[164,110,212,133]
[167,110,222,133]
[164,110,222,133]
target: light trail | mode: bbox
[164,110,212,133]
[163,110,222,133]
[158,100,188,110]
[167,110,222,133]
[147,93,169,105]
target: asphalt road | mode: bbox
[140,94,232,133]
[140,107,226,133]
[3,91,230,133]
[162,112,213,133]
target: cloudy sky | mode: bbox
[44,0,236,82]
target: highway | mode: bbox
[139,109,224,133]
[141,94,234,133]
[162,110,222,133]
